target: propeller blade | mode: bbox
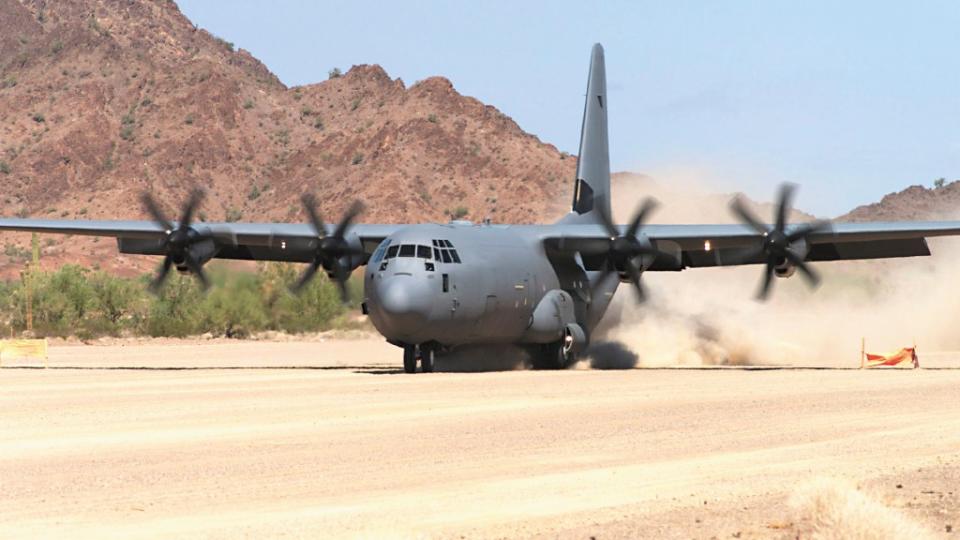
[756,259,776,301]
[291,261,321,293]
[589,265,617,302]
[595,205,619,239]
[624,198,659,239]
[774,183,796,232]
[730,196,769,235]
[331,261,351,304]
[784,248,821,288]
[301,193,327,238]
[623,258,646,302]
[184,252,210,291]
[149,254,174,293]
[785,220,832,243]
[179,188,204,229]
[141,193,174,232]
[333,200,364,240]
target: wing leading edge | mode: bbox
[544,220,960,271]
[0,218,400,263]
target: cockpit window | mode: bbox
[417,245,431,259]
[431,239,461,264]
[399,244,415,257]
[386,245,399,259]
[371,239,391,264]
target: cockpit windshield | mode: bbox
[384,244,437,260]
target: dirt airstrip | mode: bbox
[1,337,959,539]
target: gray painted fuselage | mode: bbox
[364,223,617,348]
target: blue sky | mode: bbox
[178,1,959,217]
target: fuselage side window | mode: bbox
[417,245,431,259]
[399,244,415,257]
[386,245,399,259]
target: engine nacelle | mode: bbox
[174,236,218,272]
[523,289,577,343]
[774,239,809,279]
[774,258,796,278]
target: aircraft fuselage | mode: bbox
[364,222,615,349]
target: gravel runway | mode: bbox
[2,338,958,538]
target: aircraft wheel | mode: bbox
[531,342,569,370]
[421,347,435,373]
[403,345,417,374]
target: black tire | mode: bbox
[421,347,435,373]
[530,342,570,370]
[403,345,417,374]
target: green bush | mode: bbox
[0,263,356,338]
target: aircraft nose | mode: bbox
[375,276,431,337]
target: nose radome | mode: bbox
[377,277,431,335]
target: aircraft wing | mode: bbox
[0,219,400,263]
[545,221,960,270]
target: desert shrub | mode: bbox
[88,271,148,331]
[328,67,342,79]
[18,265,97,336]
[145,275,204,337]
[198,271,268,337]
[0,263,357,338]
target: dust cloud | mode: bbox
[436,345,529,372]
[590,172,960,367]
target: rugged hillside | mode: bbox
[0,0,574,275]
[838,181,960,222]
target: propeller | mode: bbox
[292,194,365,303]
[728,183,832,300]
[141,188,226,293]
[591,198,671,302]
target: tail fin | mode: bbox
[563,43,611,224]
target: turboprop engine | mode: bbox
[773,240,808,278]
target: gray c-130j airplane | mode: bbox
[3,43,960,373]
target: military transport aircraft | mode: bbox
[2,44,960,373]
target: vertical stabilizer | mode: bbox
[562,43,611,224]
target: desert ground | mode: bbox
[1,337,958,539]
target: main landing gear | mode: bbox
[530,341,577,370]
[402,344,435,374]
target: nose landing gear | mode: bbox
[402,344,435,374]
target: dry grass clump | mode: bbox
[790,478,932,540]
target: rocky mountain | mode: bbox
[0,1,957,278]
[838,181,960,222]
[0,0,574,275]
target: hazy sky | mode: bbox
[177,1,959,217]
